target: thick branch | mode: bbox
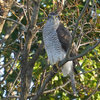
[28,42,44,67]
[68,40,100,61]
[31,0,40,29]
[32,71,56,100]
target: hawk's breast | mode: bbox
[43,30,66,65]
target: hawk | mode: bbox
[43,13,77,94]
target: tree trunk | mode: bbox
[19,0,41,100]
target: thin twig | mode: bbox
[27,0,31,24]
[8,70,21,95]
[0,16,25,27]
[0,58,14,69]
[68,39,100,61]
[0,52,21,84]
[2,67,100,99]
[86,80,100,100]
[79,41,96,47]
[65,0,90,59]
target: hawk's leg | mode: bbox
[55,61,61,71]
[69,72,77,96]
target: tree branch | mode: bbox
[0,16,25,27]
[68,39,100,61]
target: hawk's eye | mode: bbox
[48,16,52,18]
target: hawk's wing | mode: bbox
[56,23,78,73]
[56,23,77,57]
[56,23,72,52]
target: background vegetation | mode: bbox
[0,0,100,100]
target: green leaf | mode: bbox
[96,9,100,14]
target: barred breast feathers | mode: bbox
[43,18,66,64]
[43,30,66,64]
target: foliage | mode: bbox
[0,0,100,100]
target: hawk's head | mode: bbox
[47,13,60,25]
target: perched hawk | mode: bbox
[43,13,77,94]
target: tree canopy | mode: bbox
[0,0,100,100]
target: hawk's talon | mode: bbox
[55,62,59,69]
[52,62,60,73]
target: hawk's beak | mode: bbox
[52,16,56,20]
